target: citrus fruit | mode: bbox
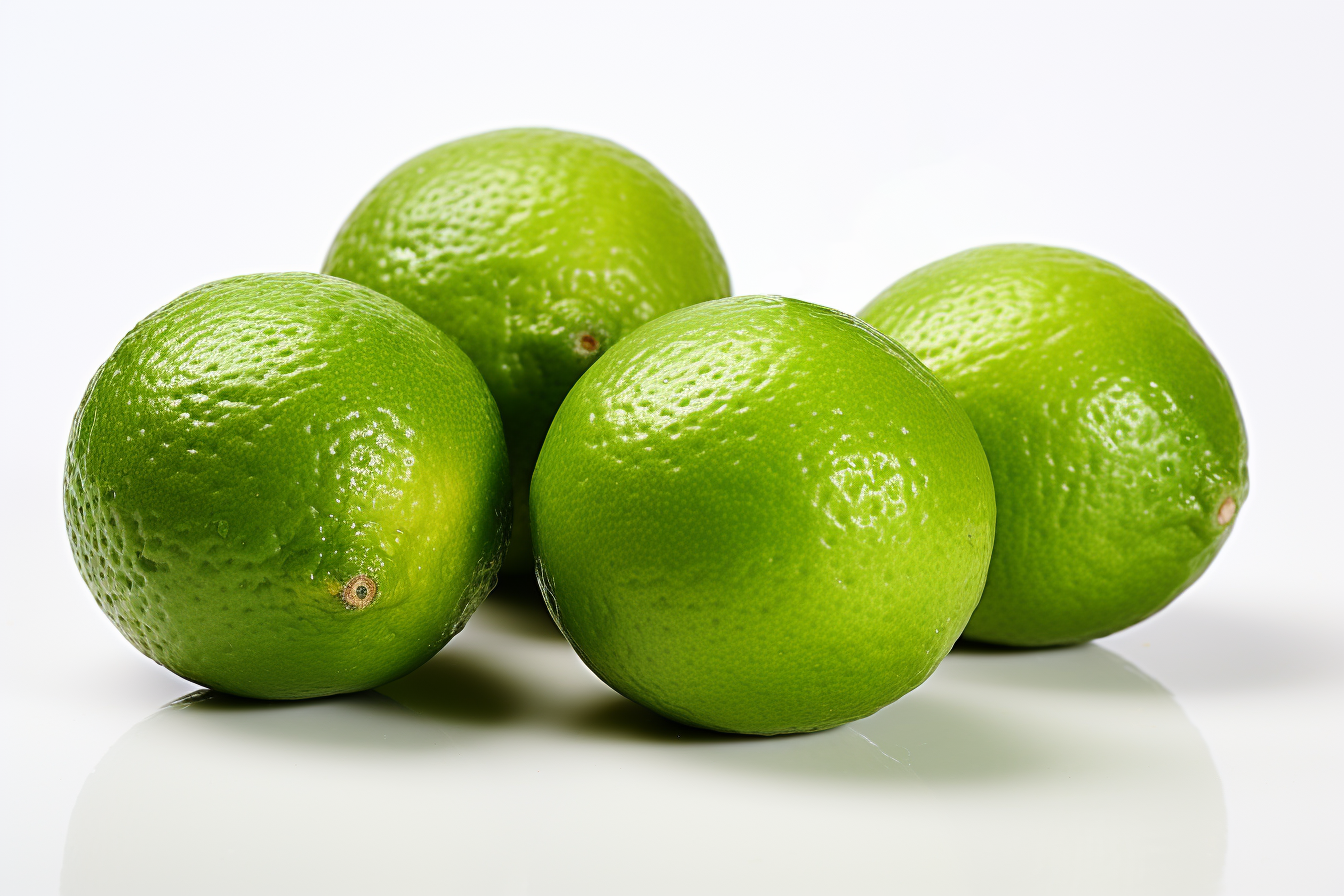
[530,295,996,735]
[860,244,1248,646]
[323,128,731,573]
[63,272,511,699]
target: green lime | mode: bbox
[323,128,731,573]
[530,296,996,735]
[63,273,511,699]
[861,244,1248,646]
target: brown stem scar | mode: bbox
[342,574,378,609]
[577,333,599,354]
[1216,497,1237,526]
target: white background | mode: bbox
[2,3,1341,894]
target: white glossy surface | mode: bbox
[2,3,1342,894]
[61,594,1227,896]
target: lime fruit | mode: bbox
[861,244,1248,646]
[323,128,731,573]
[530,295,996,735]
[63,272,511,699]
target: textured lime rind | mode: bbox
[323,128,732,572]
[64,273,511,698]
[861,244,1249,646]
[531,296,996,735]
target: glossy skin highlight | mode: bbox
[323,128,731,571]
[861,245,1248,646]
[531,296,996,735]
[64,273,511,698]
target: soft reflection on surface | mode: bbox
[62,595,1224,895]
